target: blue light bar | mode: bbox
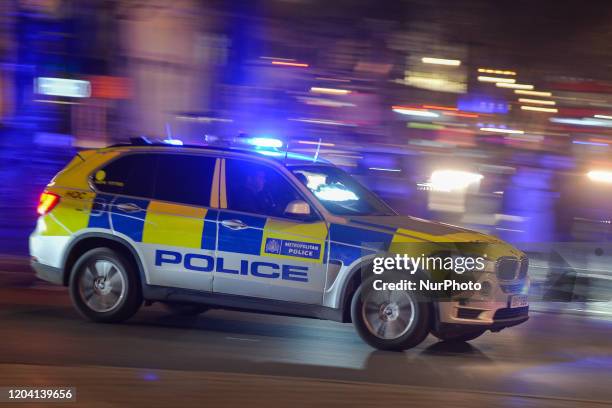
[248,137,283,149]
[163,139,184,146]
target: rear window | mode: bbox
[93,153,217,207]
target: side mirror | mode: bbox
[284,200,311,217]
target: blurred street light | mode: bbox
[310,87,351,95]
[478,68,516,75]
[392,106,439,117]
[421,57,461,66]
[515,90,552,97]
[518,98,556,105]
[271,60,309,67]
[478,76,516,83]
[496,83,534,90]
[521,106,558,113]
[480,127,525,134]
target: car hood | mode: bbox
[347,215,523,258]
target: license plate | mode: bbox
[510,294,529,308]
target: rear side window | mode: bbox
[93,154,157,197]
[154,154,216,207]
[93,153,217,207]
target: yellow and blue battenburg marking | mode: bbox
[142,202,218,249]
[217,213,266,255]
[87,194,149,242]
[88,193,113,230]
[86,195,328,262]
[88,194,219,249]
[328,223,394,265]
[327,222,464,266]
[111,197,150,242]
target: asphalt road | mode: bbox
[1,269,612,407]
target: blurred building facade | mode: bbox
[0,0,610,245]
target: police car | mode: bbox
[30,139,529,350]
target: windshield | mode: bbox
[290,165,396,216]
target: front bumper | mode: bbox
[436,314,529,335]
[31,259,63,285]
[437,274,530,331]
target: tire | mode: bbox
[163,302,209,316]
[69,247,142,323]
[351,274,430,351]
[431,328,486,343]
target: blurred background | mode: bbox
[0,0,611,307]
[1,3,612,406]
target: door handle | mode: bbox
[221,219,248,230]
[116,202,143,213]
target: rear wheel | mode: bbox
[351,274,430,351]
[69,248,142,323]
[431,328,486,342]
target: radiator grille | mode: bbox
[496,257,520,280]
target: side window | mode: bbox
[225,159,302,218]
[93,154,157,198]
[154,154,216,207]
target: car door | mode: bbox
[213,157,328,304]
[139,153,220,292]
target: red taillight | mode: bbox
[37,192,60,215]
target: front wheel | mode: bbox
[69,247,142,323]
[351,274,430,351]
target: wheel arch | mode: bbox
[337,258,377,323]
[337,258,438,325]
[61,233,146,288]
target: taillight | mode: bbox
[37,192,60,215]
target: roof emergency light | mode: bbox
[247,137,283,149]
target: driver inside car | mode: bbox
[244,169,279,215]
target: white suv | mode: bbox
[30,142,529,350]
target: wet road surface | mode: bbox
[1,269,611,407]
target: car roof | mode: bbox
[102,143,332,166]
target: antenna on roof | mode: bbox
[284,140,290,163]
[313,138,322,163]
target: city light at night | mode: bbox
[1,1,611,407]
[421,57,462,66]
